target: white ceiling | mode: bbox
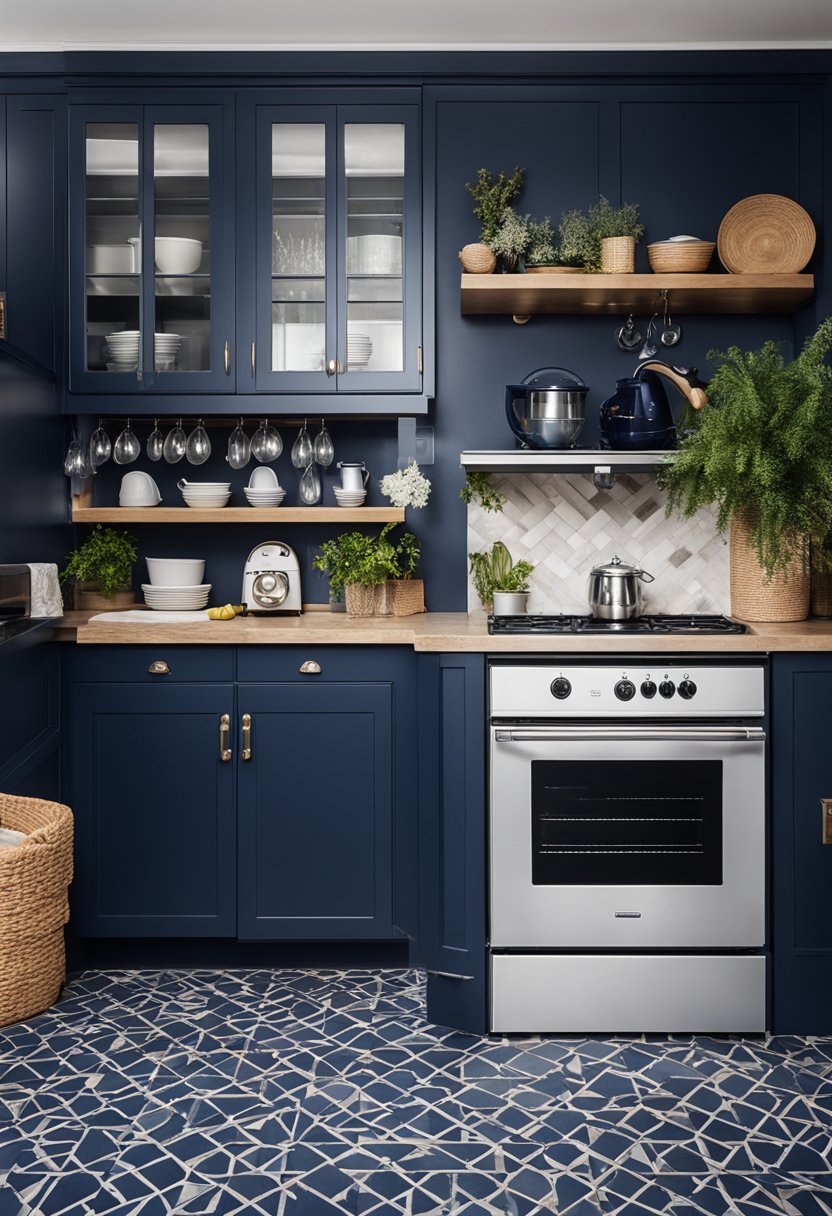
[2,0,831,51]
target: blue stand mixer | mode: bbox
[600,360,708,451]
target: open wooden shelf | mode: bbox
[460,272,814,316]
[71,505,405,524]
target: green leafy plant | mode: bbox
[588,196,645,242]
[489,208,532,270]
[557,208,596,268]
[313,525,421,599]
[525,216,559,267]
[61,526,137,597]
[460,472,506,513]
[465,167,525,245]
[469,542,535,607]
[658,318,832,579]
[557,196,645,271]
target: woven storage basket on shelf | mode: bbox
[386,579,426,617]
[729,508,810,622]
[647,241,715,273]
[344,583,377,617]
[458,243,496,274]
[811,567,832,618]
[600,236,635,274]
[0,795,73,1027]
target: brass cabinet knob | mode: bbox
[147,660,170,675]
[299,660,321,675]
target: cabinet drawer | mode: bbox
[65,645,235,683]
[237,645,410,683]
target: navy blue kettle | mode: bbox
[600,361,708,451]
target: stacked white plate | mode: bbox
[155,332,182,370]
[333,486,367,507]
[244,465,284,506]
[244,488,286,507]
[179,481,232,509]
[142,583,212,611]
[105,330,140,370]
[347,333,372,370]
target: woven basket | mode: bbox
[600,236,635,274]
[458,243,496,274]
[647,241,715,273]
[0,795,74,1027]
[729,509,810,622]
[385,579,425,617]
[344,583,377,617]
[811,566,832,618]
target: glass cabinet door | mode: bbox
[70,103,233,393]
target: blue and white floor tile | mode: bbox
[1,969,832,1214]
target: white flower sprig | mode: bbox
[379,461,431,510]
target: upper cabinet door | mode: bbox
[69,101,235,393]
[245,102,421,397]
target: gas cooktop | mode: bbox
[487,613,746,635]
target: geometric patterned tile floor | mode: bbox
[2,970,832,1216]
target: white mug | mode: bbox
[337,462,370,491]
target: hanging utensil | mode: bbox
[638,314,659,361]
[186,419,212,466]
[89,419,111,468]
[64,436,88,478]
[314,419,334,467]
[615,314,643,352]
[660,292,682,348]
[163,418,187,464]
[113,418,141,465]
[227,418,252,470]
[147,419,164,462]
[251,419,282,463]
[291,419,313,469]
[299,460,322,505]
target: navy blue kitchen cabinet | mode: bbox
[0,627,60,803]
[68,97,236,394]
[417,654,488,1033]
[771,655,832,1033]
[235,92,424,409]
[69,680,237,937]
[1,93,66,375]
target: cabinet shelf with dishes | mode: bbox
[70,495,405,526]
[460,272,815,316]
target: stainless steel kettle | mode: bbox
[588,555,655,620]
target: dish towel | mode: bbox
[26,564,63,618]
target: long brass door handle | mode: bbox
[224,339,231,374]
[250,339,256,377]
[242,713,252,761]
[219,713,232,762]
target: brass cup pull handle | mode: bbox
[299,660,321,675]
[148,660,170,675]
[224,339,231,375]
[219,713,232,762]
[242,713,252,761]
[326,358,338,377]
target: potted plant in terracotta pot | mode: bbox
[460,166,524,273]
[469,541,535,615]
[659,319,832,622]
[61,525,137,611]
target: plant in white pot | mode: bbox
[469,541,535,615]
[659,318,832,622]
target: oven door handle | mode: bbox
[494,726,766,743]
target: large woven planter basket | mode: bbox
[600,236,635,274]
[344,583,377,617]
[376,579,425,617]
[810,565,832,618]
[0,795,73,1027]
[729,508,810,622]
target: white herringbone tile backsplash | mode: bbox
[467,473,729,614]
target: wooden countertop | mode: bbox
[55,609,832,652]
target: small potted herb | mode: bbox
[490,208,532,273]
[313,525,423,617]
[469,541,535,615]
[61,525,137,611]
[379,527,425,616]
[524,217,561,273]
[588,196,645,273]
[460,166,525,273]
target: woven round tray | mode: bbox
[717,194,816,274]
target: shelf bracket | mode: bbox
[512,314,531,325]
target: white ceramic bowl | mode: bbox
[88,245,134,274]
[146,558,205,587]
[155,237,203,275]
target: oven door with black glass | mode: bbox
[490,725,766,949]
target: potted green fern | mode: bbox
[658,319,832,622]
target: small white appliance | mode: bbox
[242,542,302,615]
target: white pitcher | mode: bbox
[337,462,370,491]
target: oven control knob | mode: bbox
[614,679,636,701]
[659,679,676,698]
[678,679,698,700]
[550,677,572,700]
[640,680,657,699]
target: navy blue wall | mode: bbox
[6,54,827,609]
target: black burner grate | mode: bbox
[487,614,747,635]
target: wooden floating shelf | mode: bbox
[71,506,406,524]
[460,272,814,316]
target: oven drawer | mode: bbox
[491,953,767,1034]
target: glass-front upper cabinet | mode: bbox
[246,104,421,396]
[69,103,234,393]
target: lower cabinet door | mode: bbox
[237,683,393,939]
[71,683,236,937]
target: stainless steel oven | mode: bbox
[489,660,768,1033]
